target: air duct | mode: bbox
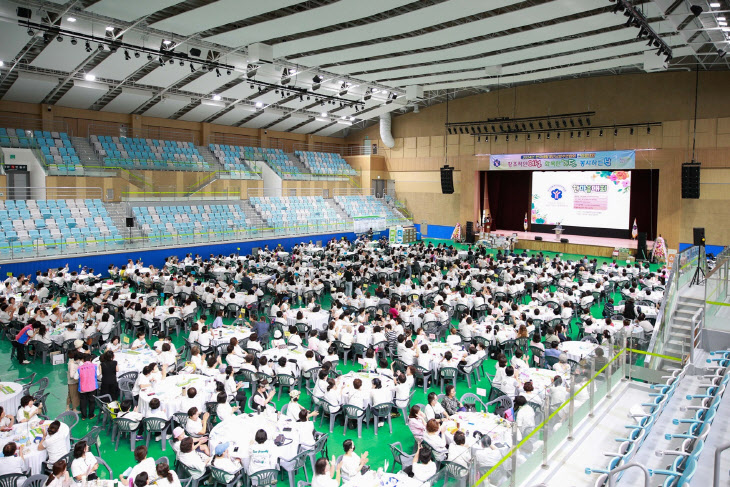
[380,112,395,148]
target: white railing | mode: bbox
[5,186,105,201]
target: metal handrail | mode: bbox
[713,442,730,487]
[607,462,650,487]
[3,186,104,201]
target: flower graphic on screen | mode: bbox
[492,159,501,168]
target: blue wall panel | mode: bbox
[413,224,454,240]
[3,231,357,280]
[678,243,724,255]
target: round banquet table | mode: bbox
[259,347,307,373]
[208,411,299,470]
[337,372,394,406]
[251,274,272,286]
[515,368,559,395]
[341,471,421,487]
[138,374,216,418]
[285,310,330,332]
[427,342,468,371]
[0,420,70,474]
[446,411,513,448]
[209,326,252,348]
[95,349,159,378]
[0,382,22,417]
[558,341,601,362]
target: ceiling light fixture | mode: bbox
[212,94,221,101]
[84,73,96,81]
[67,17,76,22]
[105,26,114,32]
[255,101,263,108]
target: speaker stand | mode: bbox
[690,260,705,287]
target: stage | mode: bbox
[491,230,653,259]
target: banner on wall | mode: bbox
[354,216,386,234]
[489,150,635,171]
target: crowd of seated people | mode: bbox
[0,237,670,486]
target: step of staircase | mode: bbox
[71,137,104,168]
[196,145,225,171]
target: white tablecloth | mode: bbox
[138,374,217,418]
[446,412,513,448]
[285,310,330,332]
[259,347,307,374]
[0,421,70,474]
[96,349,159,378]
[208,411,299,470]
[515,368,559,396]
[210,326,252,348]
[0,382,23,415]
[342,471,421,487]
[558,342,600,362]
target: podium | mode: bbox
[553,225,564,242]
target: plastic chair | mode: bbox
[389,442,415,472]
[371,402,394,435]
[438,367,458,393]
[111,417,141,451]
[460,393,487,412]
[142,417,172,451]
[318,399,343,433]
[342,404,367,438]
[55,410,79,432]
[21,475,47,487]
[442,461,469,487]
[208,466,245,487]
[248,468,278,487]
[72,425,103,456]
[279,450,310,487]
[0,474,25,487]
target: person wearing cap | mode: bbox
[553,353,571,381]
[211,442,242,481]
[215,392,238,421]
[285,390,305,420]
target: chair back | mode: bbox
[20,475,47,487]
[249,469,278,486]
[442,461,468,478]
[372,402,393,417]
[342,404,365,418]
[440,367,458,379]
[142,417,169,432]
[55,410,79,429]
[277,374,296,386]
[113,417,137,432]
[172,412,189,429]
[0,474,25,487]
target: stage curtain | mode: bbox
[629,169,659,241]
[479,172,490,230]
[485,171,532,232]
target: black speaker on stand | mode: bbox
[637,232,647,261]
[682,162,701,199]
[441,165,454,194]
[465,221,475,244]
[690,227,706,286]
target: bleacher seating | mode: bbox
[0,129,81,172]
[207,144,260,178]
[0,199,122,255]
[249,196,338,229]
[295,150,356,176]
[91,135,210,171]
[334,195,405,222]
[132,204,256,240]
[260,148,303,179]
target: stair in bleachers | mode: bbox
[105,202,142,242]
[284,151,312,176]
[325,199,351,221]
[333,195,411,226]
[197,145,225,171]
[237,200,267,228]
[71,136,104,170]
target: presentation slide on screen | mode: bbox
[531,171,631,230]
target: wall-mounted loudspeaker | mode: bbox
[440,165,454,194]
[682,162,700,199]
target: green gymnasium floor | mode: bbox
[0,240,661,481]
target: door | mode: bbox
[373,179,385,198]
[7,171,29,200]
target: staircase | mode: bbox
[105,202,144,242]
[326,199,352,222]
[196,145,225,171]
[238,199,267,228]
[662,286,705,364]
[71,137,105,172]
[286,152,314,175]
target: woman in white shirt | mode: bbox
[295,408,318,449]
[322,379,343,413]
[45,459,71,487]
[312,456,341,487]
[424,392,448,422]
[338,439,368,481]
[132,364,154,396]
[177,437,211,479]
[70,441,98,481]
[248,430,276,474]
[154,462,183,487]
[131,332,148,350]
[0,442,26,476]
[515,396,536,442]
[422,419,448,454]
[369,378,394,407]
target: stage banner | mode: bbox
[354,216,386,234]
[489,150,635,171]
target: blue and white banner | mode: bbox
[489,150,635,171]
